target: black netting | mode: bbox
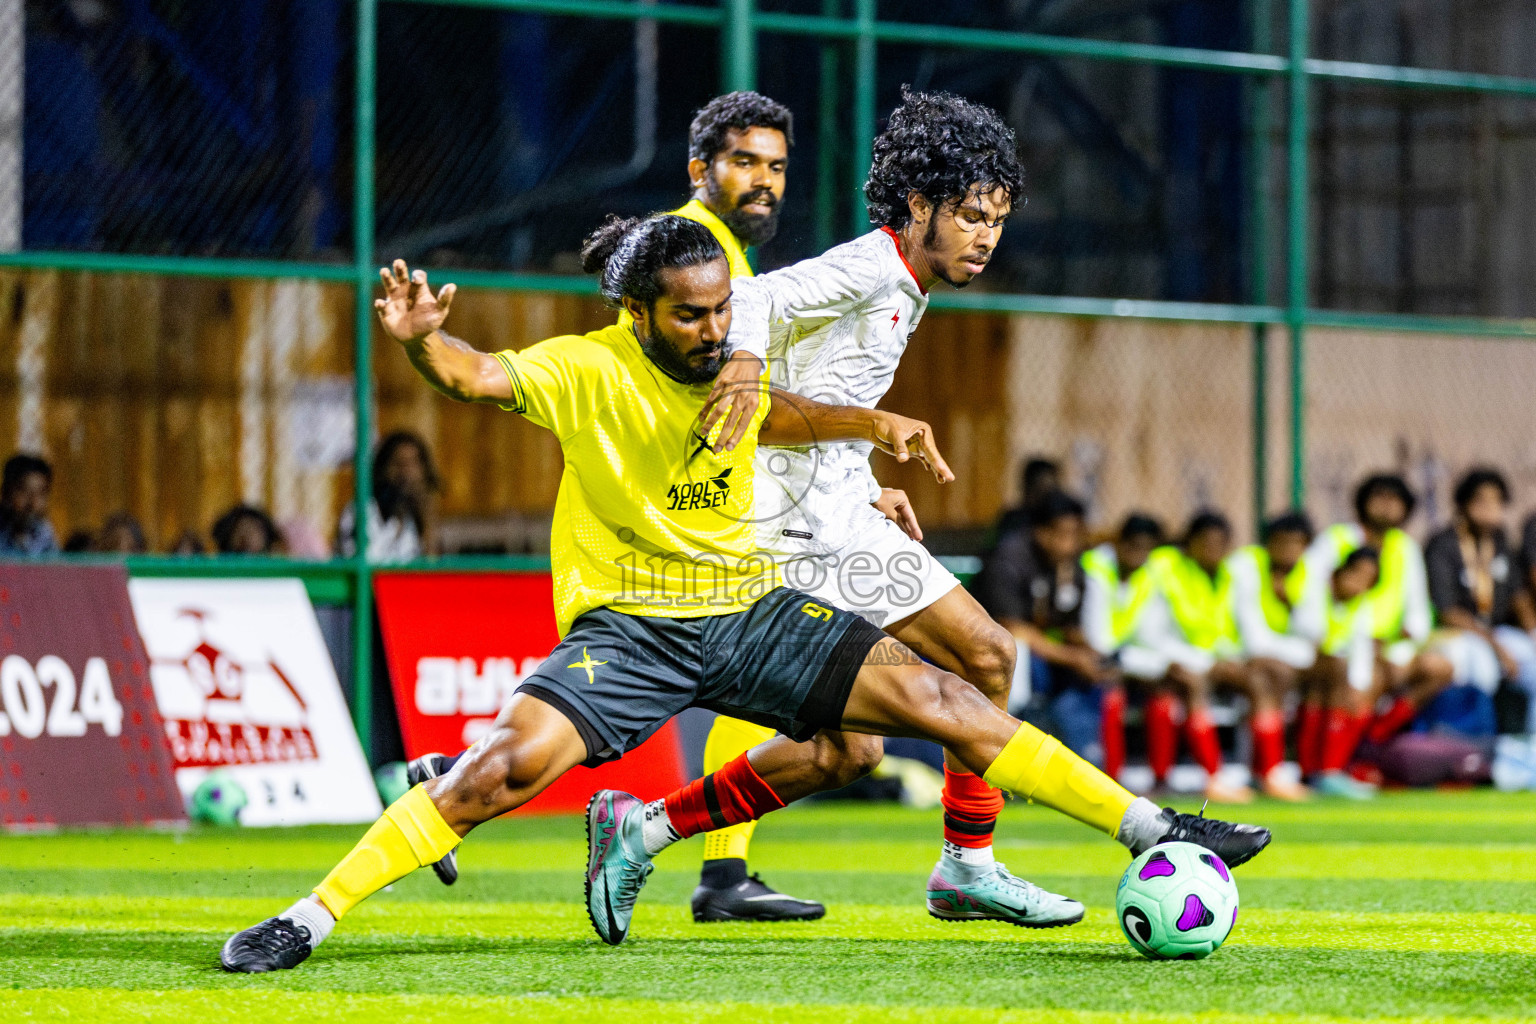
[23,0,354,259]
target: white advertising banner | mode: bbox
[129,577,383,826]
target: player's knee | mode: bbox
[959,621,1015,703]
[808,733,884,788]
[1422,651,1455,687]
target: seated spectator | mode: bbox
[1081,513,1167,781]
[1222,511,1318,801]
[1301,548,1384,799]
[975,490,1116,766]
[1293,474,1454,747]
[1426,467,1536,738]
[992,456,1061,540]
[96,512,148,554]
[168,529,208,556]
[62,530,95,552]
[212,504,283,554]
[0,453,58,555]
[338,430,441,562]
[1138,511,1268,804]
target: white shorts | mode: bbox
[772,506,960,629]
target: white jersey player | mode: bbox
[695,87,1107,930]
[731,226,952,626]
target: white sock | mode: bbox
[1116,797,1169,851]
[286,897,336,949]
[641,798,681,856]
[941,840,995,869]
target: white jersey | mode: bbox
[729,227,929,556]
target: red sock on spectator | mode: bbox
[1184,708,1223,776]
[1100,688,1126,781]
[1366,697,1418,745]
[1251,709,1285,780]
[1297,702,1324,777]
[1321,708,1371,773]
[1146,694,1179,783]
[941,766,1004,848]
[662,752,785,840]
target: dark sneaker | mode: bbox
[406,753,458,885]
[220,916,313,973]
[691,873,826,923]
[1131,806,1271,869]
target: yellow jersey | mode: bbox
[492,323,773,635]
[616,199,752,330]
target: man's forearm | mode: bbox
[759,387,874,446]
[402,331,503,403]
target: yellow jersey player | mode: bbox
[405,92,832,920]
[220,214,1270,971]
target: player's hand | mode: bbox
[699,352,764,452]
[375,259,456,344]
[873,487,923,541]
[869,411,954,484]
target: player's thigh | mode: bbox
[838,637,1016,752]
[887,583,1014,698]
[429,692,589,827]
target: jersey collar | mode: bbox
[879,225,929,295]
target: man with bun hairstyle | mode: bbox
[220,213,1270,971]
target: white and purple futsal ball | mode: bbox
[1116,841,1239,960]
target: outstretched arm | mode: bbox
[375,260,511,403]
[759,387,954,484]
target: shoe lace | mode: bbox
[990,864,1046,900]
[615,861,654,911]
[250,918,310,956]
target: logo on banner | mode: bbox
[149,607,319,770]
[131,577,381,826]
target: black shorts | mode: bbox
[517,587,885,766]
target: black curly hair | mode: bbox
[580,213,725,309]
[688,91,794,164]
[863,86,1025,230]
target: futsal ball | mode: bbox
[1116,841,1239,960]
[374,761,411,805]
[188,771,249,826]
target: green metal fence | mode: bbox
[15,0,1536,760]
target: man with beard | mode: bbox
[658,88,1098,929]
[407,91,835,920]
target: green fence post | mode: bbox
[1249,0,1271,531]
[849,0,875,238]
[352,0,378,761]
[814,0,841,253]
[722,0,756,92]
[1286,0,1308,507]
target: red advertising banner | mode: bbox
[0,564,184,827]
[374,572,686,813]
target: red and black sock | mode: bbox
[941,766,1003,849]
[663,752,785,840]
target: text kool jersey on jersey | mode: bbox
[729,227,929,557]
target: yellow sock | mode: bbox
[700,716,777,861]
[313,784,461,919]
[982,721,1136,838]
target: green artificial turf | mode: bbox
[1,790,1533,1022]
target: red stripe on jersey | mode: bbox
[879,225,928,295]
